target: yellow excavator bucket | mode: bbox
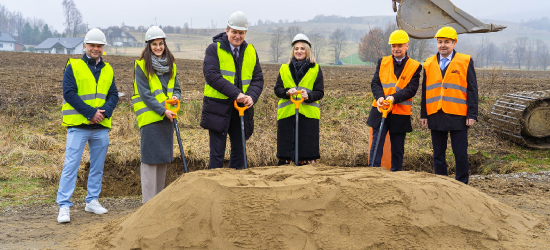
[393,0,506,39]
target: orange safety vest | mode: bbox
[424,53,470,116]
[371,56,421,115]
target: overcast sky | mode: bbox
[3,0,549,32]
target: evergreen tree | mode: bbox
[41,24,53,42]
[20,22,32,44]
[30,25,40,44]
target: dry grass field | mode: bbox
[0,51,549,203]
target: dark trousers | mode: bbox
[369,121,406,171]
[208,111,245,170]
[431,129,469,184]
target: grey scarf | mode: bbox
[152,56,170,75]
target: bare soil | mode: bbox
[1,171,549,249]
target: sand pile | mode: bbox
[76,165,545,249]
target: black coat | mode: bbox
[200,32,264,139]
[274,62,324,160]
[367,56,422,133]
[420,50,478,131]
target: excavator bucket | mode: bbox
[393,0,506,39]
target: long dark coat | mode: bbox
[273,61,324,161]
[200,32,264,140]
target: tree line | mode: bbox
[474,37,549,70]
[0,3,61,45]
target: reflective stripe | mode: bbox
[442,96,467,104]
[277,100,319,109]
[303,102,320,108]
[167,88,174,93]
[62,109,81,116]
[135,107,152,117]
[426,96,441,104]
[242,79,251,86]
[382,83,396,88]
[79,93,97,101]
[426,82,442,91]
[220,70,235,77]
[398,100,412,105]
[443,83,467,93]
[278,100,293,109]
[152,89,163,96]
[96,93,106,100]
[132,97,142,104]
[296,86,311,92]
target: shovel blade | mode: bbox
[396,0,506,39]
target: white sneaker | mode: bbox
[85,199,108,214]
[57,206,70,223]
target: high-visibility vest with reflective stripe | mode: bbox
[371,56,420,115]
[131,59,176,128]
[203,42,257,99]
[424,53,470,116]
[277,63,320,120]
[62,58,113,128]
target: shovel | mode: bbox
[290,90,305,166]
[233,100,250,169]
[369,100,393,167]
[165,99,188,173]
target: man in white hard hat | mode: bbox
[57,28,119,223]
[201,11,264,169]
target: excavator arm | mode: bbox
[392,0,506,39]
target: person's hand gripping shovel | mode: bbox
[234,100,250,169]
[165,99,188,173]
[369,100,393,167]
[290,90,305,166]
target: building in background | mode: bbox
[34,37,84,54]
[0,32,23,52]
[103,27,137,47]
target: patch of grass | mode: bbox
[0,178,57,207]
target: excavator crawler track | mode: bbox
[490,90,550,149]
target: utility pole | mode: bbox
[190,18,193,29]
[155,17,157,26]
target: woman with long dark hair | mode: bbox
[274,34,324,165]
[131,26,181,203]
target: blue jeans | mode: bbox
[56,127,110,208]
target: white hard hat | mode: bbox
[145,26,166,42]
[227,11,248,31]
[84,28,107,45]
[292,33,311,47]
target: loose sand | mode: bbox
[74,165,546,249]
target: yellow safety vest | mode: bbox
[131,59,176,128]
[203,42,256,99]
[277,63,320,120]
[61,58,113,128]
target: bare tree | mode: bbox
[408,38,432,62]
[513,37,528,69]
[13,11,24,37]
[358,28,384,64]
[524,39,535,70]
[286,25,303,43]
[476,37,488,68]
[270,27,286,63]
[536,39,550,71]
[485,41,498,67]
[329,28,346,63]
[500,40,514,67]
[62,0,84,37]
[309,32,326,62]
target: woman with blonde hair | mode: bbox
[273,33,324,165]
[132,26,181,203]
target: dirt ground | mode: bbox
[1,171,549,249]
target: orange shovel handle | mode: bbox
[380,100,393,118]
[234,100,249,116]
[290,90,305,109]
[165,99,180,118]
